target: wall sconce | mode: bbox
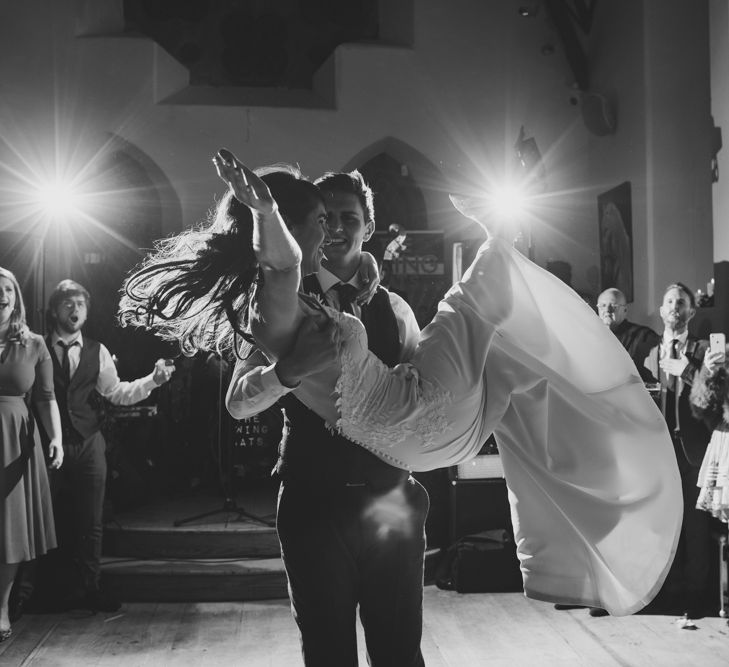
[711,122,722,184]
[514,126,546,188]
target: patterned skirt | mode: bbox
[696,426,729,523]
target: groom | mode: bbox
[227,170,427,666]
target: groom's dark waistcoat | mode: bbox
[273,282,408,490]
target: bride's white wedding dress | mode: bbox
[292,237,681,617]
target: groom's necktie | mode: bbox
[302,274,321,298]
[334,283,358,314]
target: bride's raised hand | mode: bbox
[213,148,277,216]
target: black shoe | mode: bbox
[8,596,26,623]
[554,604,586,610]
[682,592,707,620]
[588,607,609,617]
[85,588,121,612]
[69,588,121,613]
[682,606,704,621]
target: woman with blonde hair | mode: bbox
[0,267,63,641]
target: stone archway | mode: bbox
[64,136,181,380]
[343,136,448,233]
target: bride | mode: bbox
[121,149,681,617]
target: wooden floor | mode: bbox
[2,588,729,666]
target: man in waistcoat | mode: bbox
[24,280,174,614]
[643,282,711,618]
[227,171,426,666]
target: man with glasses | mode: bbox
[597,287,659,380]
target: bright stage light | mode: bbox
[33,179,82,222]
[490,184,527,219]
[449,181,531,227]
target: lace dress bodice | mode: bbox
[335,311,471,469]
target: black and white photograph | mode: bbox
[1,1,729,665]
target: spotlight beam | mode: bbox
[34,179,82,220]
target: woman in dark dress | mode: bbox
[0,267,63,641]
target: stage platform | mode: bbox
[100,486,442,602]
[101,485,284,602]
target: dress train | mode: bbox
[325,238,682,616]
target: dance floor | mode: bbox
[2,589,729,666]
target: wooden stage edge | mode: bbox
[2,589,729,666]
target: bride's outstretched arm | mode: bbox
[213,149,303,359]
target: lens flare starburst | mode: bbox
[32,178,84,223]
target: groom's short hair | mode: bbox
[315,170,375,226]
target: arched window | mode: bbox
[71,139,178,379]
[345,138,453,326]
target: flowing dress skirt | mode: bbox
[1,395,56,563]
[301,237,683,616]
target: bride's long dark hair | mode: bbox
[118,165,323,357]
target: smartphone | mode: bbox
[710,332,726,360]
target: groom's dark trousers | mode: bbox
[275,281,428,667]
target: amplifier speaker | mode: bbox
[454,453,504,480]
[448,477,512,544]
[448,437,512,543]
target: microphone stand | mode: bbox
[173,352,274,528]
